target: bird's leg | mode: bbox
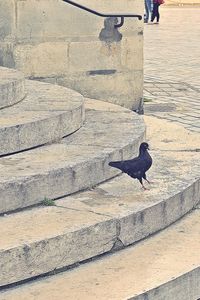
[139,178,148,190]
[147,179,155,184]
[146,179,153,184]
[142,184,148,190]
[143,174,154,185]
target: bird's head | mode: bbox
[139,142,150,153]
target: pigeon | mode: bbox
[109,142,152,190]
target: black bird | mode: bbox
[109,142,152,190]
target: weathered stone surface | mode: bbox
[0,1,15,40]
[14,0,142,42]
[0,99,145,213]
[0,67,25,109]
[99,17,122,43]
[0,139,199,286]
[14,42,69,78]
[58,70,143,111]
[1,200,200,299]
[0,79,85,155]
[0,115,199,288]
[68,41,121,72]
[67,0,143,14]
[121,36,143,71]
[0,42,15,68]
[0,210,116,287]
[15,0,101,41]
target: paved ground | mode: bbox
[144,7,200,133]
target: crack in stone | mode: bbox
[55,204,112,218]
[110,220,125,251]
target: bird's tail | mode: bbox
[109,161,123,170]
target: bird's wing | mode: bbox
[120,157,147,177]
[109,150,153,179]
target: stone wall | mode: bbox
[0,0,144,111]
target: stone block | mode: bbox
[68,41,121,72]
[2,210,200,299]
[16,0,101,42]
[13,42,69,77]
[121,35,143,71]
[58,70,143,110]
[0,212,116,286]
[68,35,143,73]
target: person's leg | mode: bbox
[154,4,159,23]
[157,4,160,22]
[144,0,149,22]
[151,4,156,22]
[147,0,152,20]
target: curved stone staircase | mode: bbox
[0,67,85,156]
[0,67,200,299]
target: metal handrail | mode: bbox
[62,0,142,28]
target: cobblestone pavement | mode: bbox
[144,7,200,133]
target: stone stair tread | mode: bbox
[0,67,25,109]
[0,147,199,286]
[0,80,84,155]
[0,99,145,213]
[1,207,200,300]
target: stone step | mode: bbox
[0,116,199,286]
[0,80,85,156]
[1,205,200,300]
[0,67,25,109]
[0,99,145,213]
